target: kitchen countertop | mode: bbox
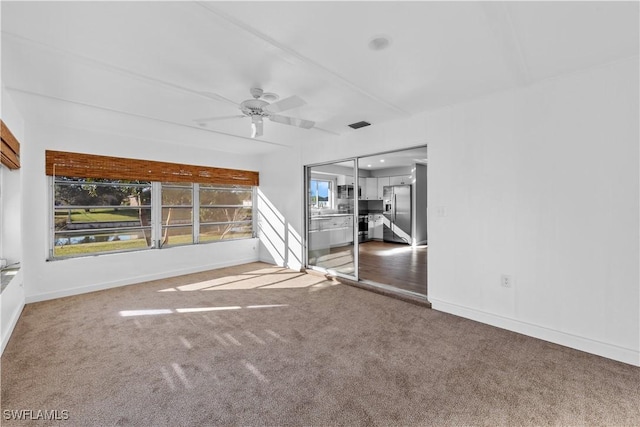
[1,267,20,293]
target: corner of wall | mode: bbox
[1,269,26,356]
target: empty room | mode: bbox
[1,1,639,425]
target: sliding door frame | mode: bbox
[303,143,428,299]
[303,157,359,281]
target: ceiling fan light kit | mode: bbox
[195,87,315,138]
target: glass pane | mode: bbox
[307,161,355,277]
[162,207,192,224]
[55,180,151,207]
[200,187,252,206]
[310,180,332,209]
[54,207,150,231]
[54,228,152,257]
[162,185,192,205]
[161,226,193,246]
[200,223,252,242]
[200,207,252,223]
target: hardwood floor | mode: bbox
[358,240,427,295]
[310,240,427,296]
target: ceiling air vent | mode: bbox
[348,121,371,130]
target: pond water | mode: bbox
[55,234,137,246]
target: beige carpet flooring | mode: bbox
[1,262,639,426]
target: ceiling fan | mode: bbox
[194,88,315,138]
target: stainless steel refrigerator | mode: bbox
[383,185,412,244]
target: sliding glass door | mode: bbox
[306,160,357,279]
[305,146,429,299]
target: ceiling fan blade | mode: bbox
[194,115,245,126]
[263,95,306,114]
[269,114,315,129]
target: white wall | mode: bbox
[1,87,26,354]
[427,58,639,366]
[260,58,640,366]
[257,146,304,271]
[21,123,261,302]
[1,88,24,264]
[414,163,427,245]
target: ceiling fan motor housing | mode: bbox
[240,99,270,117]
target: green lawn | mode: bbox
[55,208,141,223]
[54,231,253,257]
[54,238,149,257]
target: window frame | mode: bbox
[198,184,255,243]
[48,177,256,260]
[159,182,195,248]
[309,178,333,209]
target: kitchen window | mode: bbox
[310,179,333,209]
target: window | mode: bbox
[53,178,153,257]
[161,182,193,247]
[51,178,255,259]
[199,184,253,242]
[309,179,332,209]
[46,150,258,259]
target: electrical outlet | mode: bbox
[501,274,513,288]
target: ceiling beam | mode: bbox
[1,31,239,107]
[5,87,290,149]
[479,2,532,86]
[195,2,412,118]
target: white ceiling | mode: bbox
[331,146,428,171]
[1,1,638,155]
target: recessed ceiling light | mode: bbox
[380,159,385,163]
[367,164,372,168]
[368,35,392,51]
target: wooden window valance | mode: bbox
[45,150,259,186]
[1,120,21,170]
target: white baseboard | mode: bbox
[430,297,640,367]
[1,299,25,355]
[25,256,260,304]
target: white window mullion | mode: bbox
[193,183,200,244]
[252,186,257,238]
[48,176,55,259]
[151,182,162,248]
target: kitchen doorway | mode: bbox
[305,146,427,298]
[306,159,357,280]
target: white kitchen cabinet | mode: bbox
[389,175,412,185]
[377,176,389,200]
[337,175,355,186]
[329,228,343,246]
[364,177,378,200]
[372,214,384,240]
[323,215,353,247]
